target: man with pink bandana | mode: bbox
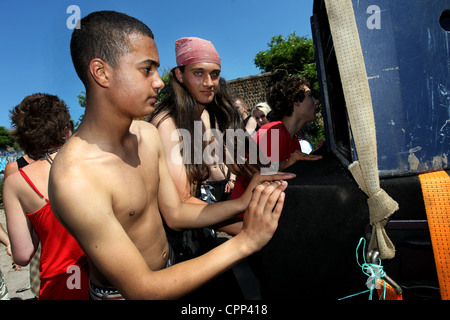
[174,38,237,201]
[150,37,250,298]
[152,36,292,298]
[151,37,247,228]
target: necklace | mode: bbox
[39,148,59,165]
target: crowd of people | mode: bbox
[0,10,324,300]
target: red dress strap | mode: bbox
[18,168,49,203]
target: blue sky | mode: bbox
[0,0,314,129]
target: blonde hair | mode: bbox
[252,102,271,116]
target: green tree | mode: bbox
[77,92,86,108]
[254,33,314,71]
[73,92,87,128]
[157,68,171,103]
[0,126,13,149]
[254,32,324,148]
[254,32,319,96]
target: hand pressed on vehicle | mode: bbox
[238,171,294,208]
[280,150,322,170]
[238,180,287,254]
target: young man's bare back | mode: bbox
[49,10,292,299]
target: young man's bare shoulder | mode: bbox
[149,114,178,139]
[130,120,165,151]
[130,120,159,139]
[51,134,108,183]
[149,112,174,128]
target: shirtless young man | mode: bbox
[49,10,293,300]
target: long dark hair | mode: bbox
[150,68,211,187]
[149,68,265,193]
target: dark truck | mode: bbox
[251,0,450,300]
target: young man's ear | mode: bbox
[88,58,111,88]
[174,67,184,84]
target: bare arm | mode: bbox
[151,180,286,299]
[152,116,204,204]
[153,127,294,230]
[245,116,258,135]
[224,172,236,194]
[0,223,10,249]
[3,174,39,265]
[49,153,287,299]
[280,150,322,170]
[4,161,18,179]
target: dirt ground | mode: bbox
[1,209,35,300]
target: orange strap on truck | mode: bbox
[376,280,403,300]
[418,170,450,300]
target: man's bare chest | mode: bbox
[99,155,159,221]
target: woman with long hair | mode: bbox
[149,37,271,254]
[150,37,262,207]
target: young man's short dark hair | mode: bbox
[70,10,154,87]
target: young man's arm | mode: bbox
[49,156,287,299]
[154,180,286,299]
[152,127,293,230]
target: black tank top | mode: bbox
[16,156,30,169]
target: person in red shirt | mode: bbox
[4,93,89,299]
[229,74,323,230]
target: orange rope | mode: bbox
[418,170,450,300]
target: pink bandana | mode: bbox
[175,37,221,66]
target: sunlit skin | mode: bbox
[253,109,269,127]
[294,86,319,128]
[106,33,165,120]
[175,62,221,110]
